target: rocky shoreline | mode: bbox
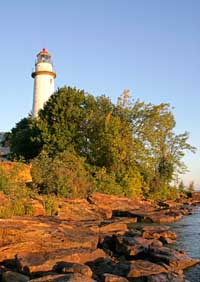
[0,193,199,282]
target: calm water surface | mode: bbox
[170,206,200,282]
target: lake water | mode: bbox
[170,206,200,282]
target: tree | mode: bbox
[128,101,196,194]
[9,86,196,199]
[36,86,96,156]
[9,116,42,161]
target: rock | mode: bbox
[87,258,117,279]
[114,235,161,257]
[57,197,111,221]
[115,260,168,278]
[148,246,200,270]
[88,193,153,215]
[100,218,138,233]
[27,198,46,216]
[142,226,177,244]
[192,191,200,203]
[2,270,30,282]
[102,273,129,282]
[99,222,128,233]
[30,273,97,281]
[16,248,106,274]
[0,217,99,262]
[159,237,176,245]
[114,235,146,257]
[0,162,32,183]
[143,213,183,224]
[146,270,187,282]
[55,262,93,277]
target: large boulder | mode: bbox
[0,217,99,263]
[148,246,200,270]
[1,270,30,282]
[142,226,177,244]
[16,249,106,275]
[115,260,169,278]
[55,262,93,277]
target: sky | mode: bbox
[0,0,199,188]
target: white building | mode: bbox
[32,48,56,117]
[0,132,10,161]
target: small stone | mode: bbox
[56,262,93,277]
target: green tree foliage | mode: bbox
[36,87,96,155]
[9,86,196,199]
[9,116,42,161]
[128,102,196,195]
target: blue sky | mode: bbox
[0,0,199,187]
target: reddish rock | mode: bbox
[2,270,30,282]
[192,191,200,203]
[142,226,177,244]
[148,246,200,270]
[88,193,153,214]
[0,217,99,262]
[114,235,146,257]
[0,191,7,205]
[99,222,128,233]
[30,273,98,281]
[103,273,129,282]
[144,213,183,224]
[56,262,93,277]
[16,249,106,274]
[57,197,111,220]
[115,260,168,278]
[146,270,187,282]
[28,198,46,216]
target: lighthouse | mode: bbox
[32,48,56,117]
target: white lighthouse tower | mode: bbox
[32,48,56,117]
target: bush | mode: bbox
[0,164,38,218]
[44,195,59,216]
[149,184,179,201]
[91,167,124,195]
[31,150,93,198]
[0,168,10,195]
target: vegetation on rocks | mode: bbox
[5,86,196,200]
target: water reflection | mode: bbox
[170,206,200,282]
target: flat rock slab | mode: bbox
[143,213,183,224]
[100,218,138,232]
[115,260,168,278]
[103,273,129,282]
[146,270,187,282]
[2,270,30,282]
[148,246,200,270]
[30,273,97,281]
[16,248,106,275]
[0,217,99,263]
[56,262,92,277]
[142,226,177,243]
[114,235,145,257]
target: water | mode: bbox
[170,206,200,282]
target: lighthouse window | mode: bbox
[50,79,53,84]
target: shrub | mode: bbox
[31,150,93,198]
[44,195,59,216]
[0,163,38,218]
[92,167,124,195]
[0,168,10,195]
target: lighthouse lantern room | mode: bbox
[32,48,56,117]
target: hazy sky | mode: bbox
[0,0,199,187]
